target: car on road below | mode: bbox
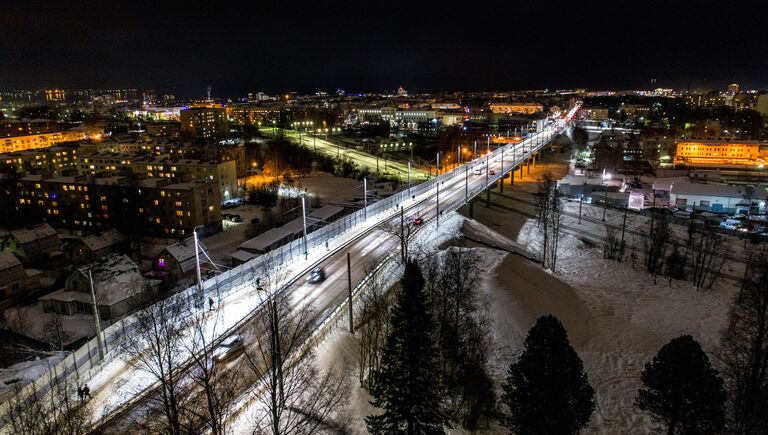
[489,169,496,175]
[412,216,424,225]
[212,335,244,364]
[308,267,326,284]
[473,168,482,175]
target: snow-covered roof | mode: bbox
[307,205,344,222]
[161,237,208,273]
[10,224,58,245]
[231,250,258,263]
[670,182,768,199]
[0,252,21,272]
[42,254,157,306]
[80,228,126,252]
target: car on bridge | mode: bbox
[308,266,326,283]
[212,335,244,364]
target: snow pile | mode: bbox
[0,353,67,400]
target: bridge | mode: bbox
[0,104,579,432]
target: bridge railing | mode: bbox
[0,124,564,429]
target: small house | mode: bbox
[40,253,159,320]
[147,237,209,285]
[71,228,127,264]
[2,224,60,264]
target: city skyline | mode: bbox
[2,1,767,97]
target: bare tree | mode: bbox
[357,264,392,389]
[720,246,768,433]
[182,309,243,435]
[1,359,91,435]
[382,207,418,263]
[535,173,555,267]
[42,313,71,352]
[603,226,624,261]
[645,212,671,283]
[243,274,349,435]
[688,226,728,290]
[119,296,191,434]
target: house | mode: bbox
[71,228,127,265]
[147,237,209,285]
[39,254,159,320]
[0,252,25,298]
[2,224,60,264]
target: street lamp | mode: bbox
[602,170,610,222]
[193,225,205,306]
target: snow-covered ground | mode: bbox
[0,353,66,399]
[306,202,735,434]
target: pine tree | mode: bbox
[366,260,446,435]
[502,315,595,434]
[637,335,726,434]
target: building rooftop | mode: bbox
[161,237,208,273]
[80,228,126,252]
[10,224,58,245]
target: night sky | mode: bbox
[1,0,767,97]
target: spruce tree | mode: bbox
[502,315,595,434]
[637,335,726,434]
[366,260,446,435]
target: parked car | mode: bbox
[673,210,692,219]
[212,335,244,364]
[229,214,242,223]
[308,267,326,284]
[411,216,424,226]
[720,218,742,230]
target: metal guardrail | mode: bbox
[0,121,565,431]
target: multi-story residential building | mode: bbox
[8,174,222,237]
[227,104,281,125]
[0,146,79,174]
[78,154,238,201]
[489,103,543,115]
[0,119,59,137]
[0,127,102,153]
[180,106,229,140]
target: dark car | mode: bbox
[212,335,244,364]
[308,267,325,284]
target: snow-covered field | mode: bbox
[309,204,736,434]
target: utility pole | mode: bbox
[347,252,353,333]
[465,164,468,202]
[436,180,440,226]
[301,196,308,258]
[363,177,368,221]
[578,193,583,224]
[400,206,406,260]
[407,160,411,196]
[500,145,505,193]
[436,152,440,175]
[473,141,477,159]
[88,269,104,360]
[193,226,204,307]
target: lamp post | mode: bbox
[578,193,583,224]
[602,170,610,222]
[301,196,308,259]
[193,225,204,306]
[407,160,411,196]
[363,177,368,221]
[88,269,105,360]
[436,152,440,176]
